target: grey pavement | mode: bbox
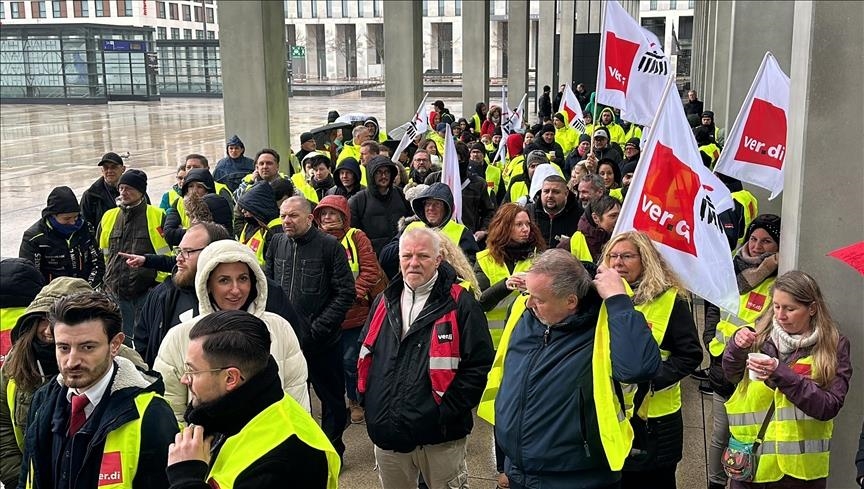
[1,98,714,489]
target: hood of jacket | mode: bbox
[226,134,245,151]
[598,107,617,126]
[506,133,524,157]
[237,181,279,224]
[313,194,351,231]
[334,157,362,191]
[411,182,454,228]
[12,277,92,343]
[0,257,45,309]
[527,164,562,203]
[182,168,216,196]
[367,155,399,193]
[200,193,234,235]
[195,239,269,317]
[364,117,381,138]
[42,186,80,218]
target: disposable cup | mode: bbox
[747,352,771,380]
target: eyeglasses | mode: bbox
[608,253,641,262]
[181,365,236,381]
[173,247,205,259]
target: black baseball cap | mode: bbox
[98,152,124,167]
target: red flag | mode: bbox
[827,241,864,276]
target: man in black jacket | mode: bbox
[21,291,178,489]
[525,175,582,248]
[165,310,337,489]
[349,156,412,255]
[357,227,493,488]
[80,152,127,232]
[265,196,354,458]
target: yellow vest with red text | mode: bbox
[240,217,282,266]
[99,206,171,283]
[1,307,28,366]
[708,278,774,357]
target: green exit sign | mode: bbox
[290,45,305,57]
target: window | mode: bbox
[207,30,215,39]
[33,1,47,18]
[688,0,694,8]
[340,0,347,17]
[357,0,362,17]
[649,0,657,10]
[72,0,87,16]
[422,0,427,16]
[310,0,316,16]
[156,1,165,18]
[52,0,67,17]
[183,28,192,39]
[169,2,177,20]
[10,1,23,18]
[196,29,203,39]
[194,5,202,21]
[670,0,677,9]
[157,27,167,39]
[372,0,379,17]
[0,2,4,19]
[206,7,213,23]
[171,27,180,39]
[95,0,109,17]
[455,0,461,16]
[437,0,444,16]
[182,4,190,20]
[325,0,331,17]
[116,0,132,16]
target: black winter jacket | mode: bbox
[265,227,355,353]
[423,171,496,233]
[79,178,118,234]
[21,357,178,489]
[349,157,412,255]
[0,258,44,311]
[19,218,104,288]
[525,191,583,249]
[359,264,494,453]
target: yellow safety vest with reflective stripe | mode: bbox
[569,231,593,262]
[620,286,680,418]
[477,293,528,425]
[99,206,172,283]
[174,198,191,229]
[609,187,623,203]
[167,188,181,208]
[731,190,758,250]
[405,220,466,249]
[472,113,482,134]
[290,173,321,204]
[484,164,502,197]
[26,391,160,489]
[7,378,23,450]
[341,228,360,278]
[622,124,643,143]
[700,143,721,170]
[1,306,28,365]
[476,250,533,349]
[240,217,282,266]
[708,277,774,357]
[207,394,340,489]
[725,356,832,482]
[502,155,525,187]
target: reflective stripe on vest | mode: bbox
[405,220,466,251]
[620,286,680,418]
[503,155,524,187]
[592,280,637,470]
[28,392,159,489]
[357,284,464,404]
[341,228,360,278]
[207,394,340,489]
[725,356,832,482]
[709,278,774,357]
[1,306,27,365]
[569,231,593,262]
[99,206,172,283]
[731,190,759,250]
[476,250,533,349]
[7,378,23,450]
[240,217,282,266]
[477,293,528,425]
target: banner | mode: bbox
[558,84,587,134]
[614,77,739,313]
[714,52,790,199]
[442,124,463,223]
[596,0,671,126]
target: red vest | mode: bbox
[357,284,463,404]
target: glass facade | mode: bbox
[155,40,222,97]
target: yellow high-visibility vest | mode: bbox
[167,188,181,208]
[1,306,28,364]
[239,217,282,266]
[725,356,832,482]
[708,278,774,357]
[405,220,466,250]
[341,228,360,278]
[476,251,533,349]
[484,164,502,197]
[731,190,759,251]
[99,206,171,283]
[569,231,593,262]
[477,293,528,425]
[207,394,340,489]
[290,173,321,204]
[609,187,624,203]
[7,378,23,450]
[502,155,525,187]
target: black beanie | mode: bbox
[745,214,781,246]
[118,169,147,195]
[553,112,566,124]
[42,186,80,218]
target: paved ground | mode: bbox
[0,98,715,489]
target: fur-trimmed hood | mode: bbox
[195,239,268,316]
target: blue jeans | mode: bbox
[341,327,362,401]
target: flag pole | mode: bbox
[590,0,608,158]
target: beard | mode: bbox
[173,267,196,288]
[62,355,113,389]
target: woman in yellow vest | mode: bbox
[600,231,703,488]
[723,270,851,489]
[704,214,781,489]
[159,164,185,211]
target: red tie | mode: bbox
[68,393,90,436]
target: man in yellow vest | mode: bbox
[407,182,479,264]
[183,154,236,212]
[21,292,178,489]
[494,250,661,488]
[235,182,283,266]
[166,309,340,488]
[98,169,172,342]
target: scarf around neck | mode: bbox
[770,317,818,362]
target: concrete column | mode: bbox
[384,0,423,129]
[691,0,705,91]
[781,4,864,487]
[217,0,291,169]
[462,1,489,120]
[559,0,576,86]
[507,0,529,109]
[536,0,557,118]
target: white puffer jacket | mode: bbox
[153,239,310,422]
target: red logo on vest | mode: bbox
[634,142,699,256]
[248,237,261,252]
[604,32,640,94]
[733,98,787,170]
[98,451,123,486]
[0,328,12,365]
[791,362,812,378]
[744,291,767,312]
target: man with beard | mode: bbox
[20,292,178,489]
[468,142,504,205]
[587,127,623,170]
[407,150,433,187]
[525,124,565,169]
[525,175,581,248]
[166,310,339,488]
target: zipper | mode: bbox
[543,325,551,346]
[288,240,298,301]
[579,389,591,458]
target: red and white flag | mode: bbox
[614,77,739,313]
[442,124,463,223]
[496,89,527,163]
[596,0,670,126]
[558,84,587,134]
[714,52,790,199]
[391,93,430,163]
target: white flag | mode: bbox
[596,0,670,126]
[496,92,527,164]
[614,77,739,313]
[714,52,790,200]
[558,84,587,134]
[391,93,430,163]
[442,124,463,223]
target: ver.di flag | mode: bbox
[714,52,790,199]
[441,124,463,223]
[558,84,587,134]
[391,93,429,163]
[596,0,670,126]
[614,77,739,313]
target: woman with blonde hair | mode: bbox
[600,231,703,488]
[722,270,851,489]
[435,229,480,299]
